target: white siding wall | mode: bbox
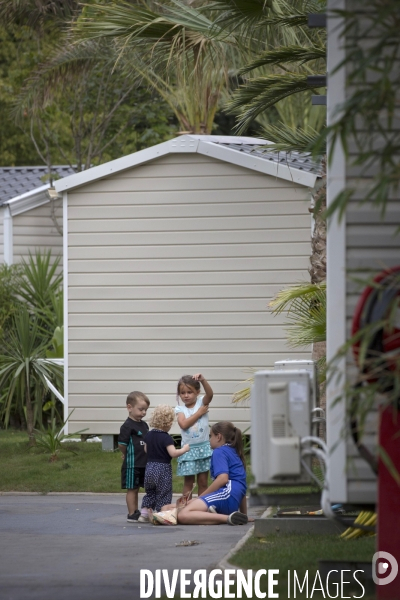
[67,153,313,434]
[328,0,398,503]
[12,199,63,269]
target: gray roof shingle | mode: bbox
[213,142,323,176]
[0,166,76,205]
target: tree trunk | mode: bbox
[310,164,327,437]
[309,180,326,285]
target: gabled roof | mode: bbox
[55,135,321,194]
[0,166,76,206]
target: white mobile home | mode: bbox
[55,135,321,436]
[0,166,75,266]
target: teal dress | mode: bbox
[175,395,213,476]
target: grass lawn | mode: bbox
[230,533,376,599]
[1,429,322,496]
[0,428,187,493]
[1,428,326,496]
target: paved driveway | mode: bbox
[0,494,259,600]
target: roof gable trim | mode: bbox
[198,140,317,187]
[55,137,200,193]
[54,135,318,193]
[6,184,51,216]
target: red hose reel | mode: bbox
[352,266,400,376]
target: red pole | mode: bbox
[377,406,400,598]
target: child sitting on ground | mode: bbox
[176,421,248,526]
[138,405,190,522]
[118,391,150,523]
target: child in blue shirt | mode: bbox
[177,421,248,526]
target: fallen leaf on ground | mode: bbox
[175,540,201,547]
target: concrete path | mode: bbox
[0,494,261,600]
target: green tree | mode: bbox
[14,39,177,171]
[0,25,45,164]
[0,3,177,167]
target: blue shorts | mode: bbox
[199,480,245,515]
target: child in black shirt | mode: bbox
[139,405,189,522]
[118,391,150,522]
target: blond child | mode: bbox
[138,405,189,522]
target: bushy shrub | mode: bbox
[0,264,22,344]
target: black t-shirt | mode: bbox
[118,418,149,469]
[144,429,175,464]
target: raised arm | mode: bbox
[193,373,213,405]
[167,443,190,458]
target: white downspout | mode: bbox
[63,191,69,434]
[3,205,13,265]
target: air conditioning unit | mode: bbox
[251,370,312,486]
[274,359,318,411]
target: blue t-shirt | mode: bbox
[211,445,247,495]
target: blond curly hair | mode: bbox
[150,404,175,430]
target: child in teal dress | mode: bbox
[175,373,213,496]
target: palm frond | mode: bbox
[209,0,274,30]
[209,0,323,32]
[255,0,326,30]
[78,1,229,45]
[269,281,326,313]
[260,122,323,153]
[239,45,326,75]
[269,282,327,348]
[18,250,62,313]
[231,368,258,404]
[228,73,324,133]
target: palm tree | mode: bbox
[75,1,244,134]
[206,0,326,136]
[74,0,324,135]
[0,307,63,445]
